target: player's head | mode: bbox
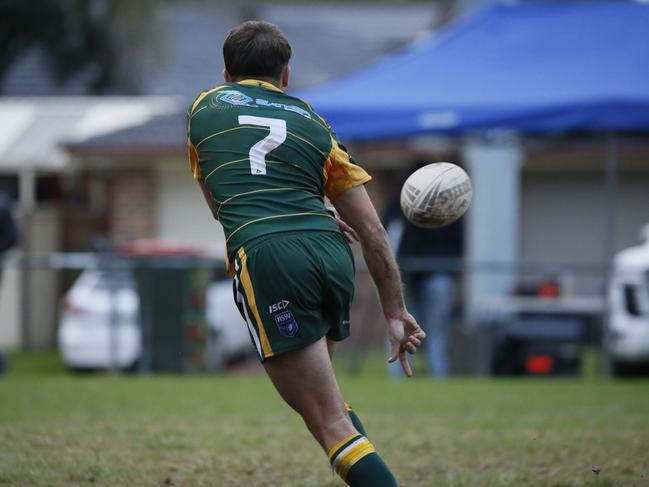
[223,21,292,87]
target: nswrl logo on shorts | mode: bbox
[275,310,299,338]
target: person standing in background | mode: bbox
[385,180,464,378]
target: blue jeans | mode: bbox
[389,273,454,378]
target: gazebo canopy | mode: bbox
[295,1,649,140]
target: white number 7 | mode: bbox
[238,115,287,175]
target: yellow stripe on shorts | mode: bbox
[237,248,274,358]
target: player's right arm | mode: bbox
[187,90,226,220]
[330,185,426,377]
[187,137,220,219]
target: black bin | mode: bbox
[127,242,210,373]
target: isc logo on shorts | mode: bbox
[269,299,290,314]
[275,311,299,338]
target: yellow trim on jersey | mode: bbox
[328,434,360,461]
[205,159,287,184]
[204,157,249,182]
[303,100,331,131]
[217,187,319,220]
[335,439,376,480]
[238,248,274,358]
[323,137,372,199]
[187,139,201,180]
[196,122,327,161]
[196,126,253,149]
[287,130,329,159]
[237,79,283,93]
[190,84,227,114]
[226,212,335,245]
[189,105,207,119]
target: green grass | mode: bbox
[0,353,648,486]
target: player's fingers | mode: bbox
[338,220,359,242]
[387,340,400,363]
[404,342,417,354]
[399,350,413,377]
[413,328,426,340]
[408,336,421,347]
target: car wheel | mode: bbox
[612,360,649,377]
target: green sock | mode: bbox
[328,433,398,487]
[345,403,368,437]
[345,452,397,487]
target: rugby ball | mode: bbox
[400,162,472,228]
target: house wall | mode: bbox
[155,162,226,256]
[0,261,21,349]
[521,172,649,293]
[109,169,155,242]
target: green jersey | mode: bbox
[187,79,371,273]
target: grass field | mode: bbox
[0,353,648,487]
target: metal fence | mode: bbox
[0,252,614,377]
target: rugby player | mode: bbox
[187,20,425,486]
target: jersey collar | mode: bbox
[237,79,284,93]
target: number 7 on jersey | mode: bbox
[238,115,287,175]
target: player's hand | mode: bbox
[331,209,359,244]
[387,311,426,378]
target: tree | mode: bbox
[0,0,162,94]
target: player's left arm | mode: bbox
[324,134,424,376]
[331,185,425,377]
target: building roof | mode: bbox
[0,97,180,172]
[0,3,442,165]
[64,112,186,158]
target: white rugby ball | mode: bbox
[400,162,472,228]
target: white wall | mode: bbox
[155,162,226,258]
[27,207,62,347]
[521,173,649,292]
[0,259,21,350]
[522,173,649,262]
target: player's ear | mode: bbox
[281,66,290,88]
[223,69,232,82]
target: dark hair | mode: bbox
[223,21,292,81]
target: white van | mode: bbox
[607,224,649,375]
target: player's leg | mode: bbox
[327,339,368,437]
[264,337,397,486]
[265,337,352,450]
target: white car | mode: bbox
[57,269,252,371]
[607,224,649,375]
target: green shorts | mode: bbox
[232,230,355,361]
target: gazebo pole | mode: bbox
[604,133,619,262]
[602,133,619,376]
